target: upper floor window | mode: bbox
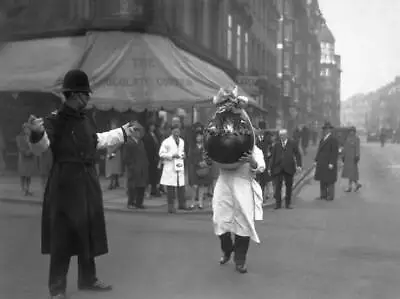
[227,14,233,60]
[307,43,312,55]
[295,41,301,54]
[236,25,242,69]
[244,32,249,72]
[283,80,291,97]
[284,23,293,42]
[294,87,299,103]
[320,68,330,76]
[307,60,313,72]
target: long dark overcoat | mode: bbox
[32,106,109,258]
[255,134,273,183]
[123,138,149,188]
[314,135,339,184]
[142,132,160,186]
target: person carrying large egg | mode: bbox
[204,86,266,274]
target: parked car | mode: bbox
[367,132,379,142]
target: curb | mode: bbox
[0,167,316,215]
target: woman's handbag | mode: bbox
[196,165,210,177]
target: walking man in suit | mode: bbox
[314,122,339,201]
[270,129,302,209]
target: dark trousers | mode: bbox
[49,255,96,296]
[256,173,268,193]
[320,181,335,200]
[274,171,294,208]
[166,186,186,211]
[127,186,146,207]
[219,233,250,265]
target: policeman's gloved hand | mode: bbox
[121,122,137,137]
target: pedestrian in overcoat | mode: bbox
[255,129,273,201]
[341,126,362,192]
[16,124,37,195]
[314,122,339,201]
[142,122,161,196]
[188,130,212,209]
[123,122,149,209]
[26,69,137,299]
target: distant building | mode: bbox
[317,22,341,127]
[341,94,369,129]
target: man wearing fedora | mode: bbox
[25,69,137,299]
[314,122,339,201]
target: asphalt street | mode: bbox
[3,141,400,299]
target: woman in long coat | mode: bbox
[143,122,161,196]
[188,130,212,209]
[341,127,362,192]
[16,124,37,196]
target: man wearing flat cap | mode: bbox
[314,121,339,201]
[25,69,138,299]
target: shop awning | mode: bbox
[0,31,262,112]
[83,32,260,111]
[0,36,89,91]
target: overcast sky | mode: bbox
[318,0,400,101]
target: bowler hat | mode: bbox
[61,69,92,93]
[322,121,334,130]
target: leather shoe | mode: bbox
[78,280,112,291]
[235,264,248,274]
[219,253,231,265]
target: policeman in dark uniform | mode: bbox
[27,70,135,299]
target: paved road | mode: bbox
[3,142,400,299]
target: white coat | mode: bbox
[159,135,185,187]
[212,146,265,243]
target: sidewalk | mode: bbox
[0,145,318,214]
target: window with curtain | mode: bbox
[227,14,233,60]
[236,24,242,69]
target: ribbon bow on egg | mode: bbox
[212,86,249,112]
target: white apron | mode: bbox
[212,146,265,243]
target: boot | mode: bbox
[234,235,250,273]
[219,232,233,265]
